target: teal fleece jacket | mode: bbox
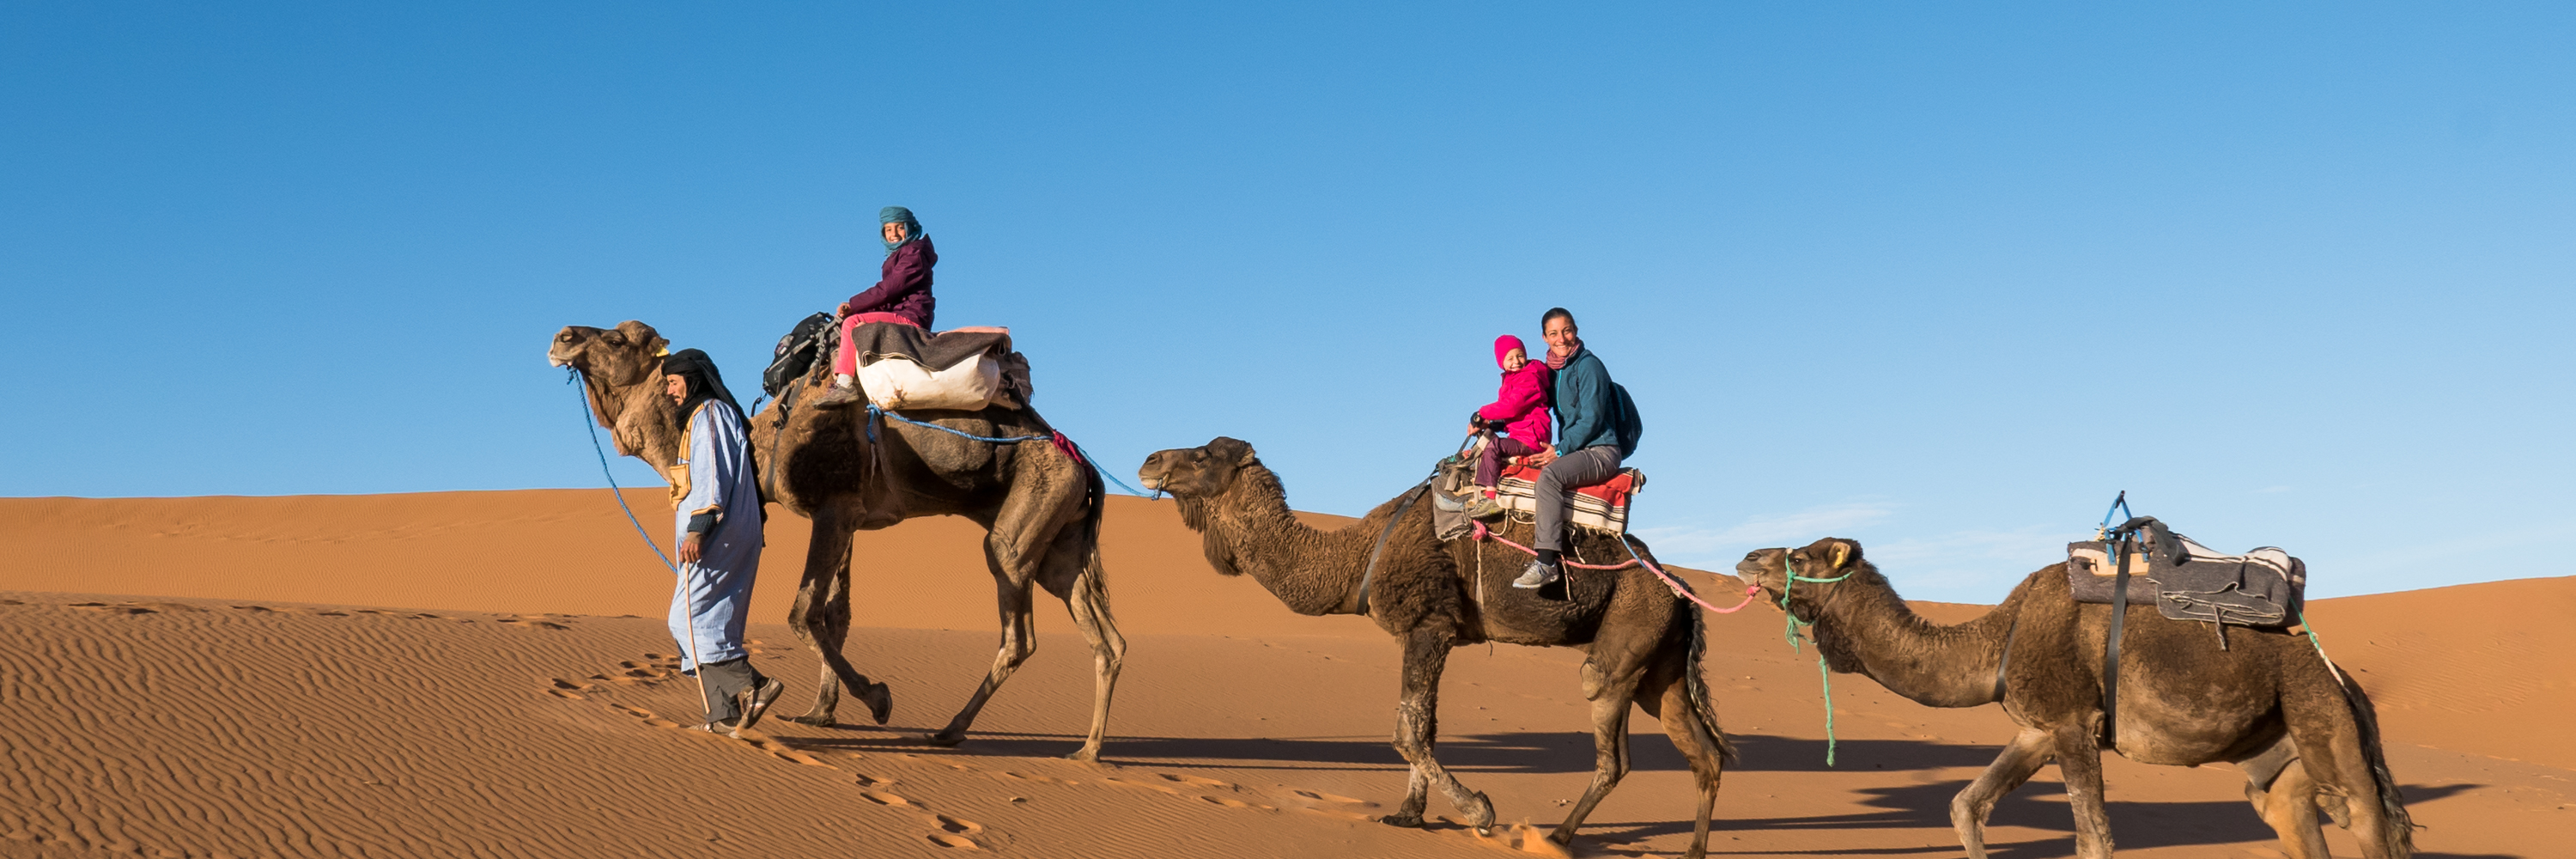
[1551,346,1622,455]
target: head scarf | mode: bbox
[879,205,927,256]
[660,349,744,432]
[1492,334,1528,370]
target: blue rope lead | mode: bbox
[860,405,1161,498]
[571,372,677,575]
[1072,441,1157,497]
[867,405,1053,444]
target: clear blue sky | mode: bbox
[5,3,2570,600]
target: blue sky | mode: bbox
[5,3,2570,600]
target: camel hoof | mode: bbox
[860,682,894,725]
[1377,813,1424,828]
[1466,792,1496,832]
[786,712,836,728]
[1062,746,1102,764]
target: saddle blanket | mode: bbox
[1493,460,1645,534]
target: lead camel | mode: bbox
[548,320,1125,762]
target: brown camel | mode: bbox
[1137,437,1735,858]
[548,320,1126,762]
[1735,538,2415,859]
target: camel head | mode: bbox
[545,320,684,468]
[1137,436,1276,576]
[1737,538,1885,673]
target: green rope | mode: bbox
[1815,652,1837,767]
[1778,556,1854,766]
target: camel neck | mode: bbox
[1207,467,1376,617]
[1811,571,2022,709]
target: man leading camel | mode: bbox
[659,349,785,734]
[1513,308,1643,589]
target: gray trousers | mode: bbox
[1535,445,1624,553]
[693,657,765,724]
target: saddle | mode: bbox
[1428,437,1645,540]
[2067,516,2306,629]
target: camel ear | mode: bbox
[1829,539,1859,570]
[615,320,664,354]
[1207,436,1259,466]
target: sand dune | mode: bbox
[1,490,2567,857]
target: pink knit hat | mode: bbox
[1493,334,1528,369]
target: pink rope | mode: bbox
[1468,521,1761,614]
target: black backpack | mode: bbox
[762,312,835,401]
[1610,381,1644,457]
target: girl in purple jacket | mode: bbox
[1462,334,1552,519]
[813,205,938,409]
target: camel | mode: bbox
[1137,437,1735,858]
[1734,538,2414,859]
[547,320,1126,762]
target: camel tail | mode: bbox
[2334,662,2416,855]
[1079,456,1111,610]
[1637,536,1737,767]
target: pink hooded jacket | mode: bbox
[1477,335,1552,447]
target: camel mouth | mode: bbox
[1134,476,1165,492]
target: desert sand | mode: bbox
[0,490,2567,858]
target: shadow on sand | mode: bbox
[785,724,2497,857]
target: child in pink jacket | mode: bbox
[1463,334,1552,519]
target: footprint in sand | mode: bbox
[994,771,1073,786]
[924,832,979,850]
[932,814,982,835]
[1197,795,1273,811]
[1290,789,1374,807]
[1158,773,1234,790]
[856,773,898,788]
[860,790,916,807]
[230,605,276,613]
[546,679,592,700]
[1099,777,1180,796]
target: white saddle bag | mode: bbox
[858,354,1005,411]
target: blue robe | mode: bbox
[666,399,762,673]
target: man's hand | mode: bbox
[836,302,854,318]
[1525,443,1559,468]
[679,533,704,565]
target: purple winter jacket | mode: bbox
[842,237,937,329]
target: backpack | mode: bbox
[761,311,835,400]
[1610,381,1644,457]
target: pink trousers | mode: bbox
[830,313,923,375]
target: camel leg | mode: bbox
[1039,541,1124,764]
[1549,658,1641,848]
[2245,758,2330,859]
[1950,728,2052,859]
[926,540,1042,746]
[1634,657,1727,859]
[2052,724,2116,859]
[2286,694,2405,859]
[1381,628,1494,833]
[785,508,892,727]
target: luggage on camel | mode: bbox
[844,321,1032,411]
[761,311,836,401]
[2066,515,2306,629]
[778,317,1035,412]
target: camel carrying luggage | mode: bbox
[2066,515,2306,629]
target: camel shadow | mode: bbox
[783,727,2002,776]
[1601,780,2494,858]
